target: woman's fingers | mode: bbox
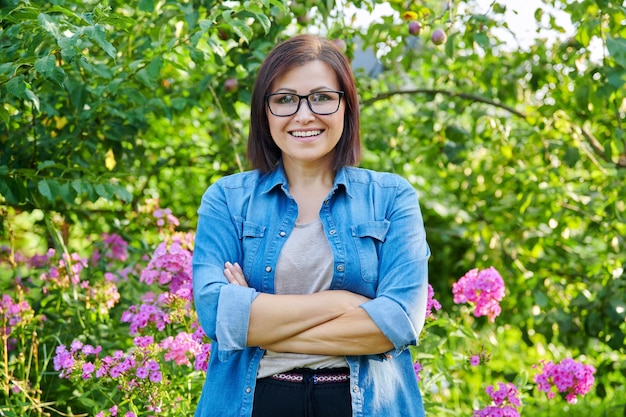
[224,261,248,287]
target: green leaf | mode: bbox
[59,182,77,204]
[136,56,164,87]
[38,179,62,202]
[34,54,66,86]
[607,37,626,68]
[0,106,9,126]
[138,0,155,12]
[113,185,133,202]
[38,13,61,40]
[84,24,116,59]
[37,160,58,170]
[5,75,40,111]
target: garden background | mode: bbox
[1,0,625,415]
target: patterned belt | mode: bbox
[270,371,350,384]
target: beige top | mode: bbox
[256,219,348,379]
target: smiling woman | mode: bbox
[192,34,431,417]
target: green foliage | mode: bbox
[2,0,626,415]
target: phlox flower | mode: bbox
[1,294,35,339]
[136,367,149,379]
[194,343,211,372]
[133,335,154,348]
[121,303,169,335]
[140,241,192,295]
[102,233,129,262]
[149,370,163,383]
[53,345,75,378]
[474,382,521,417]
[82,362,96,379]
[425,284,442,319]
[533,358,595,404]
[154,208,180,228]
[412,361,423,382]
[452,266,505,322]
[160,331,202,366]
[145,359,160,372]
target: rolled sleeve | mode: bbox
[192,178,260,361]
[215,284,258,357]
[362,177,431,355]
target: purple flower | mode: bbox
[474,382,521,417]
[470,355,481,366]
[136,367,149,379]
[412,361,423,382]
[149,370,162,383]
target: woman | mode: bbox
[192,34,430,417]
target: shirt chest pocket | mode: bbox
[235,216,266,282]
[350,220,390,282]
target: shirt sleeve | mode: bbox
[359,177,430,355]
[192,181,259,361]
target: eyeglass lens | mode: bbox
[267,91,342,116]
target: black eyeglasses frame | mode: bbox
[265,90,345,117]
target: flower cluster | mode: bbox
[452,266,505,322]
[534,358,596,404]
[140,240,193,299]
[54,337,166,413]
[1,293,36,350]
[474,382,521,417]
[425,283,442,319]
[93,233,129,264]
[39,251,89,290]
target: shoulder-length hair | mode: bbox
[247,34,361,173]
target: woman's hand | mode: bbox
[224,261,249,287]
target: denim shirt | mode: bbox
[192,163,430,417]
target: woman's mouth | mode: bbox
[290,129,323,139]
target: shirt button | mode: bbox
[279,231,286,237]
[352,385,359,392]
[245,387,252,393]
[329,229,336,235]
[265,266,272,272]
[336,265,344,272]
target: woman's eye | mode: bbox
[311,93,331,103]
[278,94,296,104]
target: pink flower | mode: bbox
[425,284,442,319]
[452,267,505,322]
[470,355,481,366]
[160,332,202,366]
[533,358,595,404]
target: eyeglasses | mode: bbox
[266,90,344,117]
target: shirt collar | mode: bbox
[260,161,353,198]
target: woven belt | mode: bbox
[270,371,350,384]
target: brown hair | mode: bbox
[247,34,361,172]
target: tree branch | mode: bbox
[359,88,528,119]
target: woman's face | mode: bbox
[266,60,345,169]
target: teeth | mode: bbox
[291,130,322,138]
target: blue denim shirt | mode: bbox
[192,163,430,417]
